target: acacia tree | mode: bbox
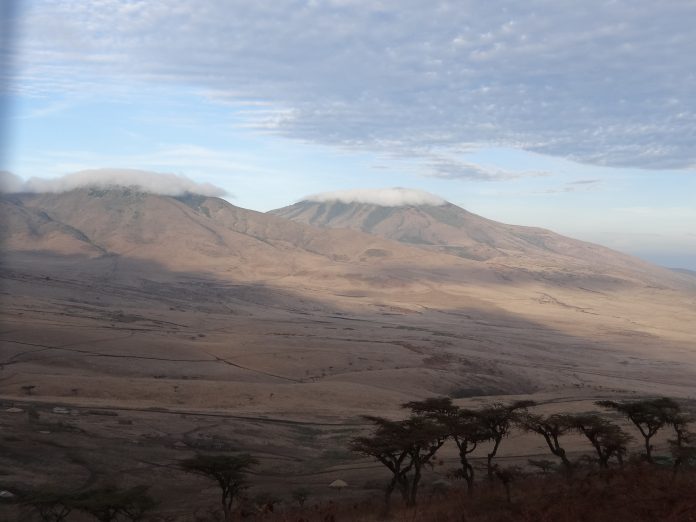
[667,412,696,476]
[350,412,447,510]
[518,413,574,474]
[570,414,632,468]
[492,465,523,504]
[477,401,535,479]
[400,415,449,506]
[405,397,458,418]
[406,397,492,495]
[527,459,557,474]
[180,454,257,522]
[350,416,415,511]
[448,410,491,494]
[596,398,679,463]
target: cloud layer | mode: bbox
[305,188,445,207]
[16,1,696,171]
[1,169,227,197]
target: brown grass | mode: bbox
[254,465,696,522]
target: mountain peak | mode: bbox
[304,188,446,207]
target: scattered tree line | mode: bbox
[14,397,696,521]
[350,397,695,512]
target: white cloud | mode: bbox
[5,168,227,197]
[13,1,696,170]
[304,187,446,207]
[0,171,25,193]
[425,158,550,181]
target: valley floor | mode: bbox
[1,251,696,519]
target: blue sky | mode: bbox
[2,1,696,268]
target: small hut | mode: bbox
[328,479,348,492]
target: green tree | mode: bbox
[518,413,574,473]
[405,397,491,494]
[180,454,257,522]
[350,416,413,511]
[527,458,557,475]
[400,415,448,506]
[667,412,696,476]
[492,465,523,504]
[350,412,447,510]
[596,398,679,463]
[570,414,632,468]
[448,410,491,494]
[477,401,534,479]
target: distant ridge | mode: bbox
[271,189,693,290]
[671,267,696,278]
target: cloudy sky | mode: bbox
[2,1,696,268]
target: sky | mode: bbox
[1,1,695,269]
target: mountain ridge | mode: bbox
[1,188,500,293]
[270,196,691,291]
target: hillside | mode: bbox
[2,188,499,289]
[271,193,690,291]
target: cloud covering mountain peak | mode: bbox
[1,169,227,197]
[304,188,446,207]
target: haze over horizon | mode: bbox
[2,1,695,269]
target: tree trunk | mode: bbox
[557,448,574,477]
[487,437,502,479]
[398,475,410,503]
[545,434,573,475]
[408,464,421,506]
[221,493,232,522]
[460,454,475,495]
[384,475,398,513]
[590,439,608,469]
[644,437,653,463]
[672,457,681,483]
[465,463,475,495]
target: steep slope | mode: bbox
[271,192,692,290]
[0,188,497,290]
[1,193,108,256]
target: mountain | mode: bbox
[0,187,498,292]
[5,186,690,295]
[270,190,691,290]
[3,185,696,414]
